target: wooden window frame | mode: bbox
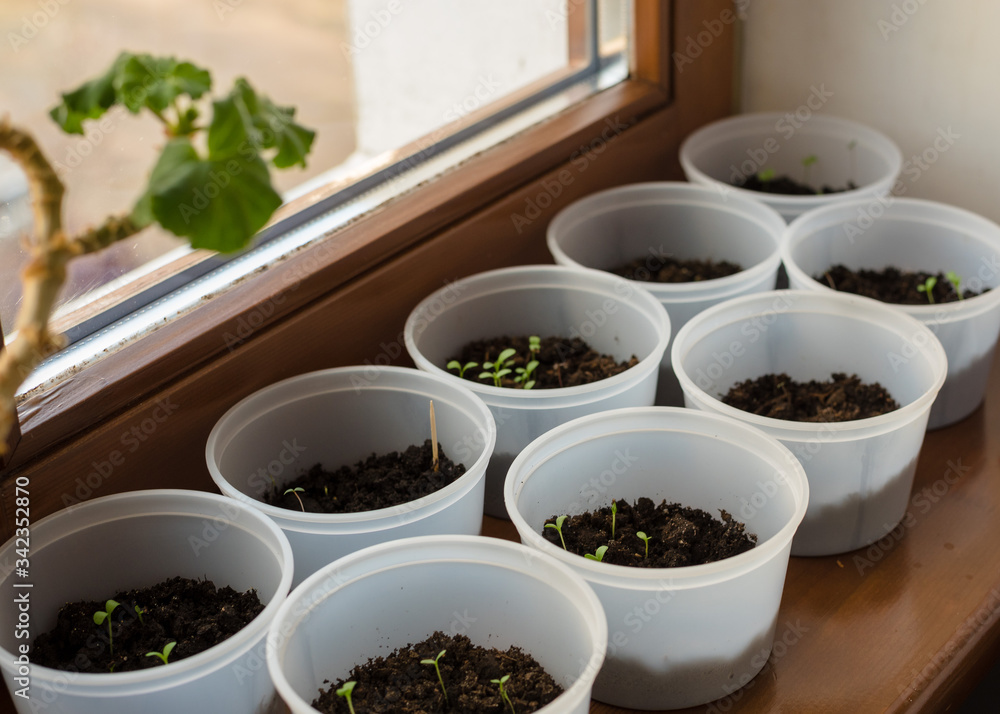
[0,0,737,536]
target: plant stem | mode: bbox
[430,400,439,472]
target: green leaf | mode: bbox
[117,54,211,115]
[49,53,129,134]
[215,78,315,168]
[132,137,282,253]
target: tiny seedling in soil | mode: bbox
[446,360,479,379]
[421,649,449,705]
[313,632,563,714]
[32,577,264,673]
[134,606,145,626]
[93,600,119,656]
[947,271,965,300]
[265,440,465,514]
[492,674,517,714]
[543,498,756,568]
[284,487,306,512]
[480,348,517,387]
[545,515,568,550]
[429,400,439,471]
[450,335,638,390]
[815,264,988,305]
[637,531,651,559]
[917,275,938,304]
[336,681,358,714]
[145,641,176,665]
[610,500,617,539]
[757,167,776,182]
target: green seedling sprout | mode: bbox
[756,167,776,182]
[134,605,145,626]
[421,649,449,704]
[946,271,965,300]
[802,154,818,188]
[447,360,479,379]
[492,673,516,714]
[145,641,176,665]
[480,348,516,387]
[610,500,617,540]
[336,681,358,714]
[917,275,938,304]
[284,487,306,512]
[545,515,568,550]
[637,531,650,559]
[514,358,538,390]
[93,600,119,656]
[528,335,541,357]
[584,545,609,562]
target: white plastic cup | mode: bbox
[783,197,1000,429]
[267,535,607,714]
[504,407,809,710]
[404,265,671,519]
[680,113,903,222]
[671,290,947,557]
[547,182,785,406]
[0,490,293,714]
[206,366,496,587]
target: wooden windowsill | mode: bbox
[486,352,1000,712]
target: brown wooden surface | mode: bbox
[0,326,20,470]
[484,366,1000,713]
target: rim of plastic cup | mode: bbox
[671,290,948,440]
[679,113,903,213]
[267,534,608,714]
[206,366,497,529]
[782,196,1000,325]
[0,489,293,691]
[504,407,809,589]
[546,182,786,304]
[404,265,671,405]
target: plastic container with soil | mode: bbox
[0,490,293,714]
[267,535,607,714]
[504,406,808,710]
[404,265,670,519]
[671,290,947,557]
[782,196,1000,429]
[547,182,785,405]
[679,112,902,222]
[206,366,495,587]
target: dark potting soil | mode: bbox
[312,631,563,714]
[722,372,899,422]
[30,576,263,673]
[449,335,638,390]
[542,497,756,568]
[736,174,857,196]
[263,440,465,513]
[610,255,743,283]
[816,264,987,305]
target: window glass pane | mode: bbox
[1,1,618,349]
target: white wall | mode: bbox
[741,0,1000,224]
